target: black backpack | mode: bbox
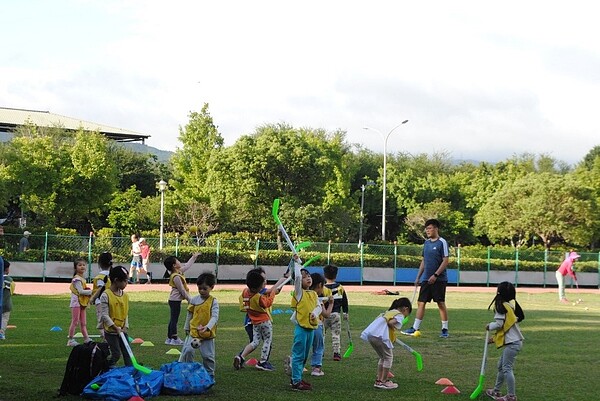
[58,341,110,396]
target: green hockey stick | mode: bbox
[395,339,423,371]
[119,331,152,374]
[342,317,354,358]
[272,198,303,264]
[470,331,490,399]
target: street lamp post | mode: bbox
[359,180,376,247]
[158,180,167,250]
[363,120,409,241]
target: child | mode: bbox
[100,265,132,368]
[164,252,201,345]
[90,252,112,339]
[485,281,525,401]
[360,297,412,390]
[234,268,288,371]
[556,251,580,303]
[323,264,349,361]
[180,272,219,379]
[241,267,267,346]
[1,259,14,340]
[308,273,334,376]
[139,238,152,284]
[67,258,92,346]
[129,234,142,283]
[288,256,319,391]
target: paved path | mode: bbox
[13,281,597,296]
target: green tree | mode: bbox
[110,145,171,197]
[171,103,223,202]
[205,123,354,240]
[474,172,599,248]
[3,124,117,230]
[106,186,143,234]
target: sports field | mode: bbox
[0,283,597,401]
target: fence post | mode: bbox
[597,251,600,289]
[543,248,548,288]
[456,244,461,287]
[515,247,519,287]
[327,240,331,265]
[215,239,221,279]
[254,239,260,268]
[175,234,179,257]
[359,242,365,284]
[486,246,491,287]
[42,232,48,283]
[393,241,398,286]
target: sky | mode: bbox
[2,0,599,165]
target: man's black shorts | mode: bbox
[418,280,447,303]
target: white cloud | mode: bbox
[1,0,599,164]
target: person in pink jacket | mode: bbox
[556,251,580,303]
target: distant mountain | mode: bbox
[119,142,173,162]
[0,132,173,162]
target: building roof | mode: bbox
[0,107,149,143]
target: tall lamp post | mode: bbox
[363,120,409,241]
[158,180,167,250]
[359,180,376,247]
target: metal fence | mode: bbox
[1,233,599,286]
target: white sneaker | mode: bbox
[311,367,325,376]
[164,338,173,345]
[171,338,184,345]
[67,339,79,347]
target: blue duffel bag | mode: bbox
[160,361,214,395]
[82,366,164,401]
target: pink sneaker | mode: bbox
[486,388,501,398]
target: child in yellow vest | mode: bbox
[89,252,112,339]
[234,268,288,371]
[360,297,412,389]
[308,273,334,377]
[67,258,92,346]
[180,272,219,379]
[288,256,319,391]
[164,252,201,345]
[100,265,132,368]
[485,281,525,401]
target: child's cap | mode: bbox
[139,237,146,243]
[300,268,310,276]
[570,251,581,259]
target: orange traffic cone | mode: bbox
[441,385,461,394]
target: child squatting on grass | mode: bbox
[234,268,288,371]
[179,272,219,380]
[67,258,92,346]
[360,297,413,390]
[100,265,132,368]
[485,281,525,401]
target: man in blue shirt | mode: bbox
[402,219,450,338]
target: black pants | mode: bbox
[168,300,182,339]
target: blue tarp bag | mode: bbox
[160,361,214,395]
[82,366,163,401]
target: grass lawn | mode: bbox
[0,287,598,401]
